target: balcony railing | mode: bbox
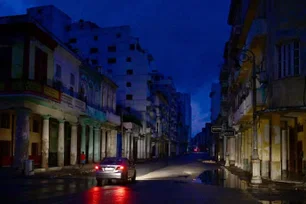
[106,111,121,126]
[61,93,86,112]
[233,88,266,124]
[0,79,61,102]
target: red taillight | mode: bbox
[116,166,124,170]
[95,165,99,170]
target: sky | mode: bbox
[0,0,231,136]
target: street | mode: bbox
[1,153,306,204]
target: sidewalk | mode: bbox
[222,165,306,191]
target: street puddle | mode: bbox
[193,168,248,190]
[193,168,306,203]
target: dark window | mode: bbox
[34,47,48,83]
[69,87,74,96]
[32,119,39,133]
[55,64,61,78]
[70,74,75,85]
[126,57,132,62]
[108,46,116,52]
[108,58,117,64]
[126,69,133,75]
[126,107,131,112]
[126,94,133,100]
[107,69,113,74]
[0,47,12,80]
[91,59,98,65]
[94,36,98,41]
[69,38,77,43]
[129,44,135,50]
[126,82,131,87]
[90,48,98,53]
[0,113,10,129]
[116,33,121,38]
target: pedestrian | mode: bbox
[80,151,86,168]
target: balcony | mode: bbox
[245,18,267,48]
[61,93,86,113]
[0,79,61,102]
[86,105,106,123]
[270,76,304,108]
[106,111,121,126]
[233,88,266,124]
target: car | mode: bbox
[95,157,136,186]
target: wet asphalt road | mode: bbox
[1,153,306,204]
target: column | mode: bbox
[106,130,112,157]
[225,136,230,167]
[260,119,270,178]
[41,115,50,169]
[111,130,118,157]
[271,114,281,180]
[241,132,245,170]
[80,124,86,155]
[147,134,151,159]
[126,131,131,159]
[13,108,31,170]
[229,137,235,166]
[137,139,141,159]
[88,125,94,163]
[101,129,106,159]
[57,120,65,167]
[281,129,288,178]
[130,134,134,160]
[94,127,101,162]
[70,123,78,165]
[156,141,159,158]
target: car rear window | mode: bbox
[100,158,123,165]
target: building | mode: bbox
[0,8,121,170]
[66,21,154,161]
[177,92,192,154]
[218,0,306,183]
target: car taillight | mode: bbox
[95,165,101,170]
[116,166,124,170]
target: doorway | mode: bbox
[64,122,71,166]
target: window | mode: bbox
[126,57,132,62]
[126,82,131,87]
[108,46,116,52]
[126,94,133,100]
[91,59,98,65]
[108,58,117,64]
[126,69,133,75]
[34,47,48,83]
[0,46,12,80]
[94,36,98,41]
[107,69,113,74]
[55,64,61,78]
[69,87,74,96]
[277,40,300,79]
[90,48,98,53]
[129,44,135,50]
[0,113,10,129]
[116,33,121,38]
[126,107,131,112]
[70,73,75,85]
[32,119,39,133]
[69,38,77,43]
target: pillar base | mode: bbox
[251,159,262,184]
[281,170,288,179]
[230,160,235,166]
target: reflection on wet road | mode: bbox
[1,153,306,204]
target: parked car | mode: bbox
[95,157,136,186]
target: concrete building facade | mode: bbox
[0,9,121,170]
[216,0,306,183]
